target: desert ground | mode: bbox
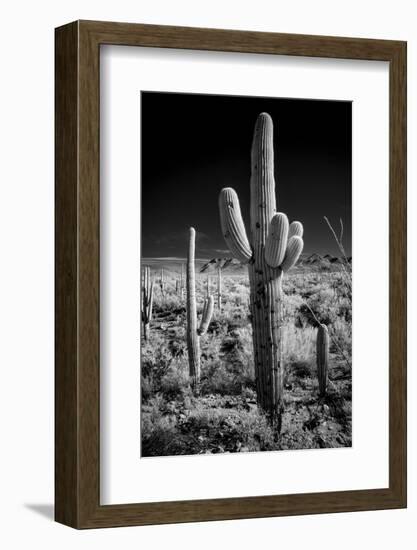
[141,255,352,457]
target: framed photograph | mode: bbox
[55,20,406,528]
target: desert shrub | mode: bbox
[141,414,191,456]
[186,402,276,452]
[141,330,173,376]
[283,325,316,365]
[200,360,243,395]
[233,325,255,387]
[141,374,155,403]
[200,330,224,364]
[239,407,276,451]
[217,301,250,330]
[290,361,313,379]
[160,358,191,399]
[329,318,352,365]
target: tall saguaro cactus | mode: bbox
[317,323,329,397]
[141,266,154,341]
[187,227,214,389]
[219,113,304,424]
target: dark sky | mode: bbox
[141,91,352,259]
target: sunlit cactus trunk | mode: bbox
[248,115,284,423]
[317,323,329,397]
[186,227,214,390]
[219,113,304,426]
[141,266,154,341]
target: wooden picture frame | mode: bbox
[55,20,407,529]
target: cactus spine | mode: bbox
[317,323,329,397]
[219,113,304,424]
[141,266,154,341]
[186,227,214,389]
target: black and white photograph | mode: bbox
[141,91,352,457]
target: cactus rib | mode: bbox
[281,235,304,272]
[265,212,289,268]
[289,220,304,239]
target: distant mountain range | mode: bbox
[298,253,352,267]
[142,254,351,276]
[199,254,351,273]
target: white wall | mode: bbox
[0,0,415,547]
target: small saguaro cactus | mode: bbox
[219,112,304,425]
[187,227,214,389]
[159,268,165,298]
[176,264,185,298]
[141,266,154,341]
[206,273,211,297]
[316,323,329,397]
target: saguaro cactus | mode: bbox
[219,113,304,424]
[141,266,154,341]
[187,227,214,389]
[176,264,185,298]
[316,323,329,397]
[159,268,165,298]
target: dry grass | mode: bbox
[141,265,352,457]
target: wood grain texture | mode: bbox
[55,20,407,529]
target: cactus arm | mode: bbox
[219,188,252,264]
[289,220,304,239]
[265,212,289,268]
[199,295,214,335]
[280,235,304,272]
[317,323,329,397]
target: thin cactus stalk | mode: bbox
[141,266,154,341]
[186,227,214,390]
[217,264,222,310]
[206,273,210,297]
[219,113,304,426]
[317,323,329,397]
[160,268,165,298]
